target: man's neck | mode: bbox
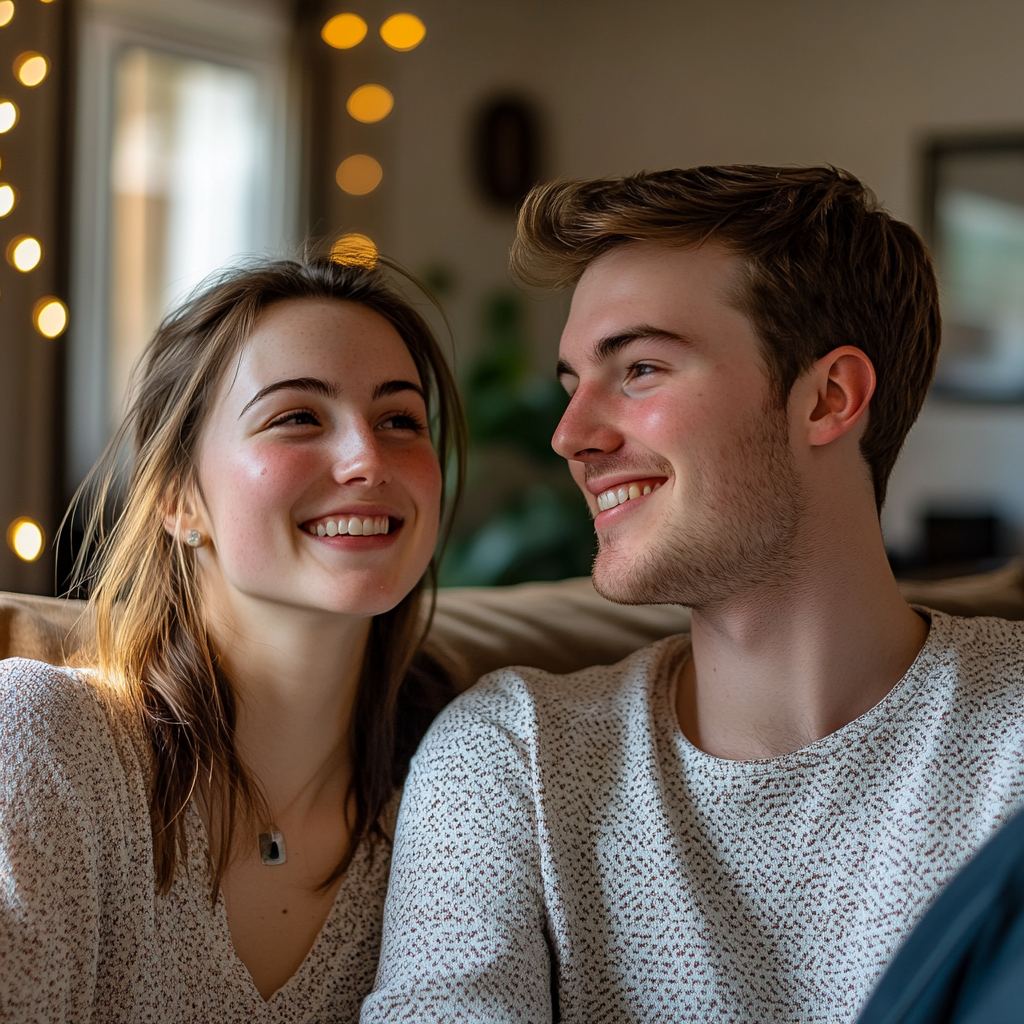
[676,515,928,761]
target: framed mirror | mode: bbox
[924,134,1024,401]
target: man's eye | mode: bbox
[378,414,425,431]
[626,362,659,381]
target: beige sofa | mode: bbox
[3,562,1024,686]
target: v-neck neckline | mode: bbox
[185,801,366,1018]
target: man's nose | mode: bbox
[552,385,624,461]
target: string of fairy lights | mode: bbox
[1,0,63,565]
[322,11,425,264]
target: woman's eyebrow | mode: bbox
[372,379,425,401]
[238,376,338,417]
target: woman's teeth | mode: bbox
[596,481,660,512]
[313,515,390,537]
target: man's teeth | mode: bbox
[313,515,390,537]
[596,482,659,512]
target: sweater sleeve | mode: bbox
[360,673,555,1023]
[0,659,110,1023]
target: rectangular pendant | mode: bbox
[258,830,287,866]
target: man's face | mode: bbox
[553,242,805,609]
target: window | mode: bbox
[68,0,294,487]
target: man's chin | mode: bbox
[591,551,677,607]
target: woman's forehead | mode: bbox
[223,298,422,402]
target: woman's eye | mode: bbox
[378,413,424,432]
[271,409,320,428]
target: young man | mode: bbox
[360,167,1024,1023]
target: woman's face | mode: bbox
[188,297,442,621]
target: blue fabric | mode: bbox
[857,806,1024,1024]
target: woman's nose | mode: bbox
[552,386,625,461]
[331,420,389,488]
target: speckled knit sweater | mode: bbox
[0,658,390,1024]
[364,611,1024,1024]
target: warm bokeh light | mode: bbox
[7,517,44,562]
[331,233,378,267]
[321,13,367,48]
[0,183,14,216]
[33,296,67,337]
[335,154,383,195]
[8,235,41,271]
[380,13,426,51]
[346,84,393,124]
[14,51,47,86]
[0,100,17,132]
[0,2,13,28]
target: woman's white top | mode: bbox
[364,611,1024,1023]
[0,658,390,1023]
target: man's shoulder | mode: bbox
[434,634,689,741]
[908,610,1024,730]
[924,610,1024,685]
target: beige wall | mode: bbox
[339,0,1024,555]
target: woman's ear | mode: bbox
[802,345,876,448]
[161,480,206,544]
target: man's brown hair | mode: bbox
[511,165,941,509]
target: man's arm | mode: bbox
[361,678,555,1023]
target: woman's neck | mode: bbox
[204,589,372,813]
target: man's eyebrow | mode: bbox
[239,376,338,417]
[593,325,690,361]
[372,378,425,401]
[556,325,690,379]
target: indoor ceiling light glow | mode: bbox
[0,183,14,216]
[346,84,393,124]
[33,296,67,337]
[8,517,44,562]
[331,233,378,267]
[14,51,47,87]
[380,13,426,51]
[0,100,17,132]
[8,235,41,271]
[0,2,14,28]
[322,13,367,48]
[335,154,383,195]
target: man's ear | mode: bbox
[802,345,876,448]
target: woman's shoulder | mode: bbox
[1,656,106,726]
[0,657,139,782]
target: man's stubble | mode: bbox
[590,402,806,610]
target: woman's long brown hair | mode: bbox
[68,252,466,896]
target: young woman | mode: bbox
[0,254,465,1021]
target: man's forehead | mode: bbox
[559,242,745,359]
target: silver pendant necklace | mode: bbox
[256,742,345,866]
[258,828,287,866]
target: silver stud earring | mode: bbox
[186,529,201,548]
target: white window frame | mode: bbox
[67,0,298,489]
